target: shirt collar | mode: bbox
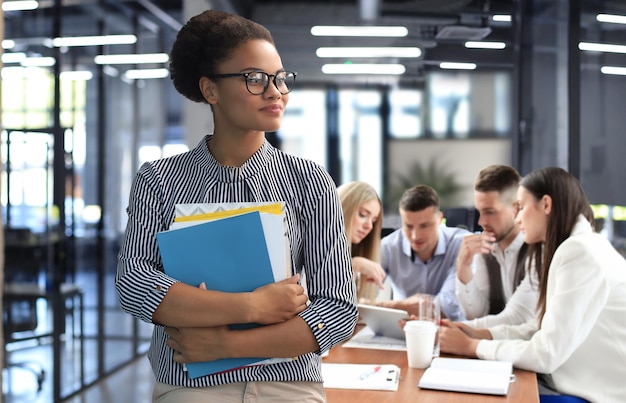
[432,225,449,257]
[571,214,593,236]
[192,134,272,183]
[401,225,448,261]
[491,230,526,257]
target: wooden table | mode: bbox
[323,341,539,403]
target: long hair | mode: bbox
[338,181,383,261]
[338,182,383,300]
[520,167,594,322]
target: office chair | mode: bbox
[3,292,46,392]
[539,395,590,403]
[3,228,47,393]
[381,227,396,238]
[444,207,481,232]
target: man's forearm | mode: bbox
[456,263,473,284]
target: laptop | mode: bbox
[357,303,410,340]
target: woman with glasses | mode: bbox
[116,9,358,402]
[439,167,626,402]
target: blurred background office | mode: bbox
[1,0,625,402]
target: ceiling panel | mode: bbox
[6,0,621,85]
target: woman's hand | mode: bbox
[440,319,493,339]
[165,280,229,363]
[164,276,309,363]
[352,256,386,290]
[165,325,230,363]
[248,274,308,325]
[439,320,490,357]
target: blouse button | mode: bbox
[317,323,324,330]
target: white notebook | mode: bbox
[418,357,514,395]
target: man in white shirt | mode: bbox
[455,165,539,328]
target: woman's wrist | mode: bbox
[352,256,362,274]
[468,338,480,358]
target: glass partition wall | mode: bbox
[2,5,161,401]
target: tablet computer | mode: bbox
[357,303,410,340]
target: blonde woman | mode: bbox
[338,181,386,302]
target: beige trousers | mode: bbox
[153,381,326,403]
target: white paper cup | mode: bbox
[404,320,437,369]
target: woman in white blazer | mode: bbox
[440,167,626,403]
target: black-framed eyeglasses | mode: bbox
[209,70,297,95]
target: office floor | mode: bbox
[63,356,154,403]
[3,320,155,403]
[3,269,154,403]
[3,345,154,403]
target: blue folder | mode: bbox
[156,210,275,378]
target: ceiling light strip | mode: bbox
[440,62,477,70]
[579,42,626,54]
[492,14,511,22]
[601,66,626,76]
[2,1,39,12]
[20,56,56,67]
[94,53,169,64]
[597,14,626,25]
[124,68,170,80]
[1,52,27,63]
[53,35,137,47]
[316,47,421,58]
[311,26,408,37]
[321,63,406,75]
[465,41,506,50]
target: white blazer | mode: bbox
[477,215,626,403]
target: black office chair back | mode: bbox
[4,228,42,336]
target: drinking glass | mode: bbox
[417,294,441,357]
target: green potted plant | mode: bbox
[385,158,464,213]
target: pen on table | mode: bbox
[359,365,382,380]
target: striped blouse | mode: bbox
[115,136,358,387]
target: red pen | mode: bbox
[359,365,382,380]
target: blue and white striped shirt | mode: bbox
[116,136,358,387]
